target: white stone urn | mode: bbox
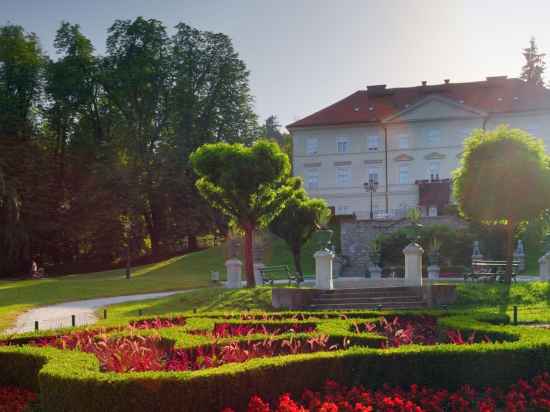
[225,258,243,288]
[403,242,424,287]
[314,249,335,289]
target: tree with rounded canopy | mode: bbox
[453,125,550,282]
[268,185,330,281]
[190,140,292,287]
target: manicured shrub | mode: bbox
[1,309,550,411]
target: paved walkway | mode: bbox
[6,290,195,334]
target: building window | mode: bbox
[428,161,440,181]
[337,137,350,153]
[398,135,409,149]
[367,167,379,185]
[398,165,409,184]
[427,128,441,146]
[428,206,438,217]
[306,138,319,155]
[306,168,319,190]
[367,135,379,151]
[336,167,352,185]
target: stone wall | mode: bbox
[340,215,466,277]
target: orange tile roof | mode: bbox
[287,77,550,128]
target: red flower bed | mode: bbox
[32,330,343,373]
[192,323,317,338]
[222,373,550,412]
[0,386,37,412]
[129,317,186,329]
[354,316,491,348]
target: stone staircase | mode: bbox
[307,287,427,311]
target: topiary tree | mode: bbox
[268,185,330,280]
[190,140,292,287]
[453,126,550,282]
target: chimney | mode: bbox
[444,79,450,84]
[367,84,387,96]
[421,81,427,86]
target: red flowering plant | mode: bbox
[353,316,491,348]
[29,328,346,373]
[193,323,317,338]
[0,386,37,412]
[222,372,550,412]
[128,316,186,329]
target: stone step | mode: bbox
[311,295,423,304]
[318,288,422,298]
[307,301,427,311]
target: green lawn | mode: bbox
[0,232,328,332]
[99,287,274,323]
[0,248,227,331]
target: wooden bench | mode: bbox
[464,260,519,282]
[259,265,312,286]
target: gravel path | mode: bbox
[6,290,195,334]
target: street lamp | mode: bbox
[363,179,379,220]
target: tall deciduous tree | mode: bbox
[0,25,43,138]
[268,186,330,279]
[191,140,291,287]
[521,37,546,87]
[453,126,550,282]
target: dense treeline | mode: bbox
[0,18,265,277]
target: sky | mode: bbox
[3,0,550,128]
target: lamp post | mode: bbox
[363,179,379,220]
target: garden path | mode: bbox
[6,290,197,334]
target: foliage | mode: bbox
[376,224,473,269]
[0,17,259,276]
[0,25,44,137]
[224,373,550,412]
[2,308,550,411]
[452,126,550,281]
[268,185,330,279]
[0,385,37,412]
[521,36,546,87]
[191,140,293,287]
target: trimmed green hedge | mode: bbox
[1,309,550,411]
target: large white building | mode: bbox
[288,76,550,219]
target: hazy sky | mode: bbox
[3,0,550,127]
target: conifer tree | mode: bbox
[521,37,546,87]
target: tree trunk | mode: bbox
[188,235,198,251]
[126,235,132,280]
[292,248,303,281]
[243,226,256,288]
[505,219,514,284]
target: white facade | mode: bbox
[291,94,550,219]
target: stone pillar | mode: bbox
[514,240,526,272]
[253,263,265,286]
[314,249,335,289]
[225,258,243,289]
[403,242,424,287]
[539,252,550,280]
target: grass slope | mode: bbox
[0,232,324,332]
[100,288,273,323]
[0,248,226,331]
